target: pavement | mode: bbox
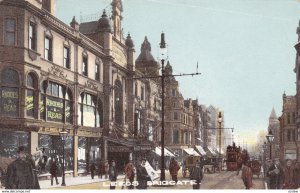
[39,174,126,189]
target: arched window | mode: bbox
[78,93,103,127]
[114,80,123,125]
[1,69,20,117]
[26,73,38,118]
[41,81,73,123]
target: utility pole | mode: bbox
[133,32,200,181]
[205,122,234,171]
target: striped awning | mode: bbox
[184,148,200,156]
[153,147,175,157]
[195,145,206,156]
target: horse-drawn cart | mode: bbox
[249,160,262,178]
[182,155,201,177]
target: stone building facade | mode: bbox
[163,61,195,160]
[292,20,300,162]
[279,94,297,161]
[0,0,161,175]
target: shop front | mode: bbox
[38,134,74,174]
[0,131,29,158]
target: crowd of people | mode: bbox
[264,158,300,189]
[4,146,300,190]
[241,158,300,189]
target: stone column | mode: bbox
[102,138,107,161]
[30,132,39,154]
[73,135,78,177]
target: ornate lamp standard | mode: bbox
[159,32,167,181]
[59,130,68,186]
[217,112,222,168]
[266,130,274,160]
[263,141,267,178]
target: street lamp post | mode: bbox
[160,32,166,181]
[217,112,222,170]
[262,141,267,179]
[59,130,68,186]
[266,130,274,160]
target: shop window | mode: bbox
[63,46,70,69]
[41,81,73,123]
[172,89,176,97]
[79,93,103,127]
[135,82,138,96]
[4,18,16,45]
[173,112,178,120]
[26,73,38,118]
[95,63,100,81]
[44,36,53,61]
[82,55,88,76]
[0,69,20,117]
[29,22,36,50]
[141,86,144,100]
[173,130,179,144]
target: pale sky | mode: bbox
[56,0,300,146]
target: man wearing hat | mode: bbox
[241,160,253,189]
[109,160,118,189]
[124,159,135,189]
[169,157,180,183]
[6,146,40,189]
[190,160,203,189]
[267,158,284,189]
[136,158,150,189]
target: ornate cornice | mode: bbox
[48,65,67,79]
[85,80,98,91]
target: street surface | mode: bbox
[44,169,265,189]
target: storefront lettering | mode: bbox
[2,91,18,98]
[47,111,63,119]
[3,103,17,112]
[46,97,64,121]
[1,89,19,115]
[46,98,63,108]
[108,146,131,152]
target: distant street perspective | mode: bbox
[0,0,300,190]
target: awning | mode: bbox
[207,147,217,155]
[215,148,224,154]
[195,145,206,156]
[184,148,200,156]
[153,147,175,157]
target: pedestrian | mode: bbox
[90,162,96,180]
[189,160,203,189]
[264,159,272,189]
[294,161,300,188]
[182,160,187,178]
[136,158,150,189]
[241,161,253,189]
[155,159,159,171]
[50,159,59,186]
[6,146,40,189]
[282,159,296,189]
[169,157,180,183]
[267,158,284,189]
[109,160,118,189]
[98,160,105,179]
[104,160,109,179]
[124,159,135,189]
